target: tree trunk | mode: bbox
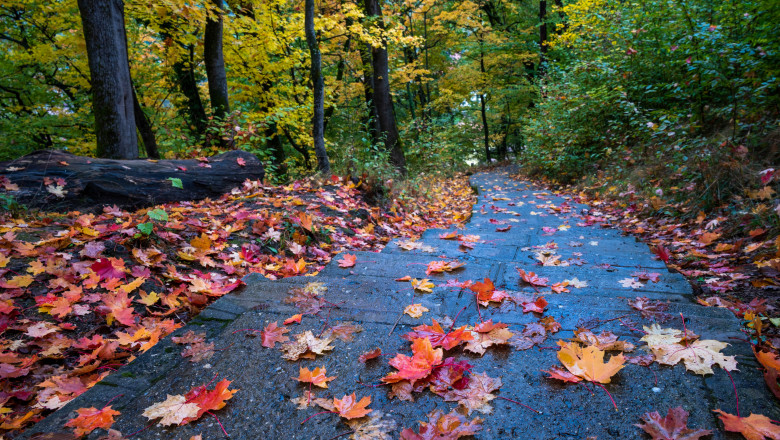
[480,40,491,163]
[172,44,209,137]
[539,0,548,76]
[131,85,160,158]
[358,43,381,146]
[77,0,138,159]
[364,0,406,174]
[204,0,230,119]
[305,0,330,174]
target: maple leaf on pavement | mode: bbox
[619,277,644,289]
[284,313,302,325]
[260,321,289,348]
[404,304,429,318]
[294,367,335,388]
[543,365,582,383]
[464,321,513,355]
[359,348,382,363]
[326,322,363,342]
[333,393,372,419]
[400,409,483,440]
[636,407,712,440]
[641,325,737,375]
[142,395,200,426]
[383,337,444,385]
[65,406,120,437]
[573,329,635,352]
[347,411,397,440]
[629,297,671,322]
[516,268,549,287]
[338,254,357,268]
[181,378,238,424]
[439,371,502,415]
[557,340,625,383]
[412,278,435,293]
[754,348,780,399]
[181,342,215,362]
[402,320,473,350]
[713,410,780,440]
[281,331,335,360]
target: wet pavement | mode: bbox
[23,169,779,439]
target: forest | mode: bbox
[1,0,780,438]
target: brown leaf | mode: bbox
[713,410,780,440]
[573,329,635,352]
[439,372,502,415]
[636,407,712,440]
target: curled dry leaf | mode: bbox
[753,348,780,399]
[439,371,502,415]
[64,406,120,437]
[573,329,635,352]
[283,314,302,325]
[359,348,382,363]
[400,409,483,440]
[411,278,435,293]
[636,407,712,440]
[281,331,335,361]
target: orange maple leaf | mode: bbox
[383,337,444,385]
[284,314,302,325]
[294,367,336,388]
[333,393,372,419]
[516,268,548,287]
[556,340,625,383]
[65,406,120,437]
[713,410,780,440]
[338,254,357,268]
[402,320,473,350]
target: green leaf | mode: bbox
[770,318,780,327]
[137,222,154,235]
[168,177,183,189]
[147,208,168,222]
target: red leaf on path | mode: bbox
[396,275,412,281]
[713,410,780,440]
[237,157,246,166]
[636,407,712,440]
[383,337,444,385]
[91,258,126,280]
[400,409,483,440]
[652,245,671,263]
[261,321,290,348]
[516,268,548,287]
[338,254,357,268]
[402,320,473,350]
[543,365,582,383]
[359,348,382,363]
[182,378,238,424]
[496,226,511,232]
[521,297,548,313]
[65,406,120,437]
[284,314,302,325]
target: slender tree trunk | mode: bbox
[324,34,351,132]
[539,0,548,76]
[132,85,160,158]
[305,0,330,174]
[77,0,138,159]
[364,0,406,174]
[358,43,381,146]
[204,0,230,119]
[480,40,491,163]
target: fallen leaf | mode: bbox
[404,304,429,318]
[556,341,625,383]
[400,409,483,440]
[261,321,290,348]
[65,406,120,437]
[142,395,199,426]
[636,407,712,440]
[333,393,372,419]
[359,348,382,363]
[284,314,303,325]
[713,410,780,440]
[338,254,357,268]
[294,367,336,388]
[411,278,435,293]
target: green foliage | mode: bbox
[136,222,154,236]
[522,0,780,197]
[147,208,168,222]
[167,177,183,189]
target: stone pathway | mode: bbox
[24,169,777,439]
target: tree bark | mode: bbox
[77,0,138,159]
[358,42,381,146]
[204,0,230,119]
[539,0,548,76]
[131,85,160,158]
[364,0,406,174]
[305,0,330,174]
[172,44,209,137]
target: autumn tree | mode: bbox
[204,0,230,119]
[77,0,138,159]
[305,0,331,174]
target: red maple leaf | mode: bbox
[91,258,127,280]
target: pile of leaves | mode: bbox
[0,174,475,435]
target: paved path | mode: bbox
[25,169,777,439]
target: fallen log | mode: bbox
[0,150,264,213]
